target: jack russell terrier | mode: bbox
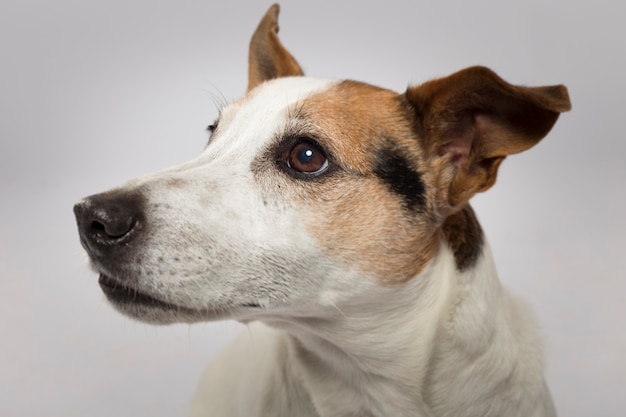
[74,4,571,417]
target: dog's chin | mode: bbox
[98,274,249,325]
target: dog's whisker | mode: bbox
[200,82,229,113]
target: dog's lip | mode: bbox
[97,274,263,311]
[98,274,176,309]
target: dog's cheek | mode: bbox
[298,176,439,285]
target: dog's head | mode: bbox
[74,4,570,324]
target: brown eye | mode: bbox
[287,139,328,174]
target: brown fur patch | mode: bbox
[290,81,441,284]
[298,171,439,285]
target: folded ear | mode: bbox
[247,4,304,92]
[405,66,571,208]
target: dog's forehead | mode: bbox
[298,80,417,173]
[231,76,338,118]
[214,77,337,151]
[212,77,417,174]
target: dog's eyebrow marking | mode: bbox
[373,144,426,210]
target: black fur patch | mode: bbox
[373,145,426,210]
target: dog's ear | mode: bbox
[405,66,571,208]
[248,4,304,92]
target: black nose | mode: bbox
[74,192,145,258]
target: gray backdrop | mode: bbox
[1,0,624,416]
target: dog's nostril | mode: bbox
[90,219,131,239]
[90,216,137,240]
[91,220,106,232]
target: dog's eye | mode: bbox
[207,123,217,133]
[287,139,328,174]
[206,122,218,145]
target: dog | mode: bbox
[74,4,571,417]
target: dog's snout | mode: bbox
[74,192,145,257]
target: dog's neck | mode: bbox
[261,239,521,417]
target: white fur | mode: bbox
[189,239,555,417]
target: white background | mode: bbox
[1,0,624,416]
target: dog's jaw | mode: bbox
[96,273,249,324]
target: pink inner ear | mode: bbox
[437,119,475,169]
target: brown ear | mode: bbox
[247,4,304,92]
[405,66,571,208]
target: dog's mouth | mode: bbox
[98,274,262,322]
[98,274,177,309]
